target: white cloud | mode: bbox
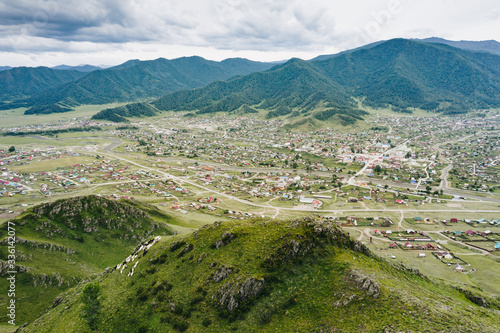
[0,0,499,66]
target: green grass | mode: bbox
[0,195,175,324]
[21,216,500,333]
[0,325,17,333]
[0,103,128,128]
[10,156,95,173]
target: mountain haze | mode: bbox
[417,37,500,55]
[51,64,102,72]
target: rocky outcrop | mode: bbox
[457,288,491,308]
[0,237,75,254]
[213,231,237,249]
[212,277,265,312]
[211,266,233,283]
[345,270,380,297]
[0,260,30,275]
[262,237,314,270]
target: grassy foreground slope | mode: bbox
[21,217,500,333]
[0,196,174,324]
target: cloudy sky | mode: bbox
[1,0,499,67]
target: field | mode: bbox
[0,103,128,128]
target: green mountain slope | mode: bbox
[313,39,500,112]
[153,58,366,124]
[0,195,175,324]
[4,57,273,113]
[151,39,500,121]
[91,102,159,122]
[20,216,500,333]
[0,67,87,103]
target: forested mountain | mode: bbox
[1,57,274,112]
[0,67,88,102]
[20,216,500,332]
[313,38,500,113]
[4,39,500,120]
[153,39,500,119]
[0,66,12,72]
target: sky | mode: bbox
[1,0,499,67]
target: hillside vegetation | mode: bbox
[20,216,500,333]
[91,102,159,122]
[0,195,174,323]
[0,67,86,103]
[151,39,500,123]
[0,57,273,113]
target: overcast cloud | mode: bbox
[0,0,499,66]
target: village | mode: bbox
[1,110,499,285]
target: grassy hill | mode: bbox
[19,216,500,332]
[91,102,160,122]
[0,195,175,324]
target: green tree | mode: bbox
[8,146,15,152]
[80,282,103,332]
[374,165,382,173]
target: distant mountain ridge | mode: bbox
[2,38,500,122]
[313,39,500,112]
[152,57,367,126]
[0,67,88,102]
[0,57,274,112]
[51,64,102,72]
[416,37,500,55]
[312,37,500,61]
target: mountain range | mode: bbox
[0,57,273,112]
[51,64,102,72]
[0,67,88,103]
[417,37,500,55]
[1,38,500,123]
[150,39,500,124]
